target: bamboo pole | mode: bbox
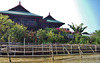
[24,38,25,55]
[62,44,65,54]
[55,43,58,55]
[64,47,70,55]
[32,46,34,56]
[51,44,54,60]
[78,45,82,58]
[7,40,11,62]
[42,44,44,55]
[71,45,72,54]
[95,45,97,52]
[49,44,51,55]
[14,47,16,56]
[89,46,95,53]
[0,44,2,55]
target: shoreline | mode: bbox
[0,53,100,63]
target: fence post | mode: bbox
[71,45,72,54]
[14,46,16,56]
[89,45,95,53]
[0,43,2,55]
[42,44,44,55]
[32,46,34,56]
[78,44,82,58]
[51,43,54,60]
[24,38,25,55]
[7,40,11,62]
[55,43,58,55]
[95,45,97,52]
[62,44,65,54]
[49,44,51,55]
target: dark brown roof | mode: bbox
[0,2,42,17]
[44,13,55,20]
[9,1,30,12]
[44,13,65,24]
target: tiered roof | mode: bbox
[44,13,64,24]
[0,2,42,17]
[0,2,65,27]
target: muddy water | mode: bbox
[0,54,100,63]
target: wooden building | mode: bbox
[0,2,65,30]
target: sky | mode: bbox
[0,0,100,33]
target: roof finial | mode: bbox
[19,1,21,5]
[49,12,50,15]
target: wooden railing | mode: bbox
[0,44,100,56]
[0,43,100,62]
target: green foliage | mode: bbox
[0,14,27,42]
[25,30,37,44]
[79,36,90,44]
[74,34,80,44]
[1,14,100,45]
[0,14,14,42]
[68,23,77,32]
[47,30,55,43]
[36,29,47,43]
[54,32,65,43]
[11,23,27,42]
[36,28,66,44]
[90,30,100,44]
[68,23,88,35]
[45,27,59,34]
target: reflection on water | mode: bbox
[0,54,100,63]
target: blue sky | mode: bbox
[76,0,100,33]
[0,0,100,33]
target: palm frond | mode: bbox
[82,32,89,35]
[81,26,87,32]
[79,23,84,27]
[68,23,77,31]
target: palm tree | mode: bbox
[68,23,89,35]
